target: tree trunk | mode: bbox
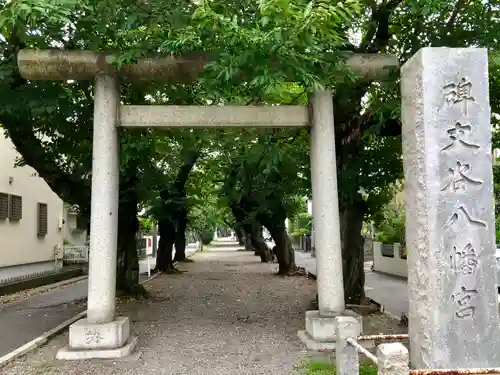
[173,210,188,262]
[155,219,176,272]
[155,148,199,267]
[234,225,244,245]
[116,168,141,295]
[340,201,367,304]
[116,218,140,293]
[249,232,273,262]
[243,231,254,251]
[243,223,272,262]
[266,219,296,275]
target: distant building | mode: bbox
[0,133,87,283]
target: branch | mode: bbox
[358,0,403,53]
[359,2,379,50]
[173,150,200,193]
[159,144,201,205]
[443,0,468,38]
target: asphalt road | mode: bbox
[0,279,87,357]
[294,250,409,317]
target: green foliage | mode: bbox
[183,0,361,97]
[373,201,405,245]
[0,0,89,30]
[300,359,378,375]
[138,217,154,235]
[292,227,310,237]
[86,0,362,97]
[187,198,220,238]
[288,201,312,236]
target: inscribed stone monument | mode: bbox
[401,47,500,368]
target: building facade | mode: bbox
[0,133,86,283]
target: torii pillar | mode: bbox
[17,50,209,360]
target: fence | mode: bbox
[335,317,500,375]
[64,244,150,264]
[293,235,374,260]
[372,241,408,278]
[63,245,89,264]
[0,269,58,285]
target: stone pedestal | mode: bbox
[57,317,137,360]
[298,310,362,350]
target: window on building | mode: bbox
[0,193,8,220]
[9,195,22,220]
[37,203,48,236]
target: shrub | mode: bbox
[374,202,405,245]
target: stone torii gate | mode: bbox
[17,49,397,359]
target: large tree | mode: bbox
[0,0,195,292]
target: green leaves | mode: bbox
[373,197,405,245]
[0,0,85,29]
[155,0,362,98]
[216,125,310,228]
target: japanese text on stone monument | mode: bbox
[441,77,481,320]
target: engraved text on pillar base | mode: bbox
[84,327,103,345]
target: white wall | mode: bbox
[0,134,66,276]
[372,242,500,288]
[372,242,408,278]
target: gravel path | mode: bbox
[1,243,315,375]
[1,241,406,375]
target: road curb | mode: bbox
[141,247,201,284]
[49,275,89,288]
[140,271,161,285]
[0,275,89,307]
[0,247,202,368]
